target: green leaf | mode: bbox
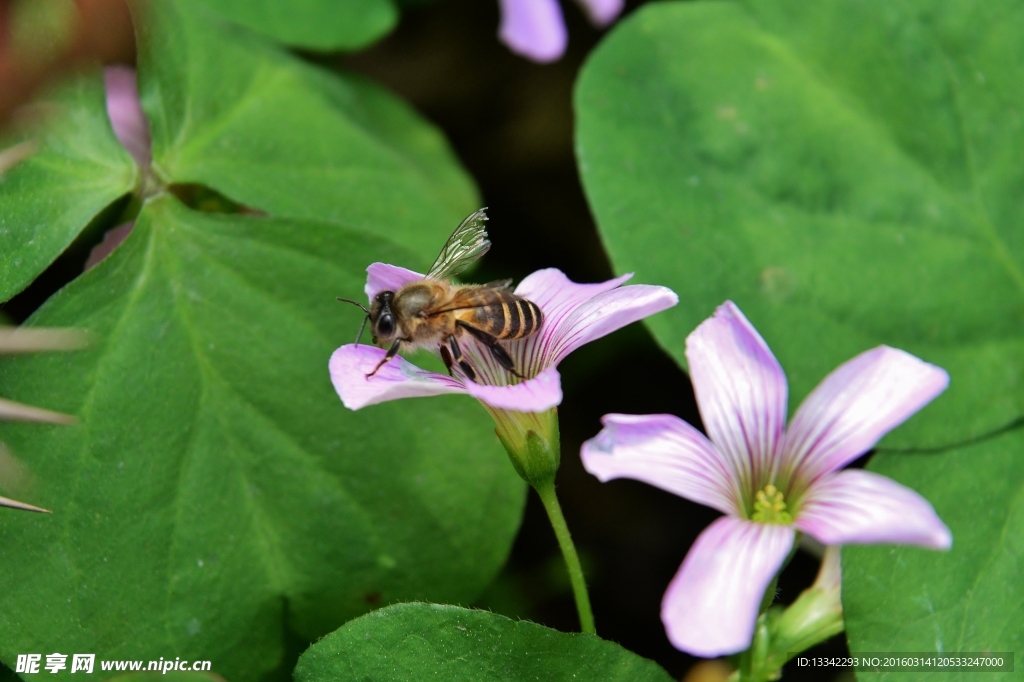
[104,673,221,682]
[576,0,1024,446]
[843,430,1024,680]
[294,603,675,682]
[138,0,476,258]
[0,196,524,680]
[0,72,137,302]
[181,0,398,51]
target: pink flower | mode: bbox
[87,66,152,271]
[581,301,951,657]
[104,66,151,169]
[498,0,624,63]
[329,265,677,413]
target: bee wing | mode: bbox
[433,286,494,313]
[426,208,491,280]
[481,278,513,290]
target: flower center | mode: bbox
[751,483,793,524]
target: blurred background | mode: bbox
[0,0,851,679]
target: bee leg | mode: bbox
[456,322,524,379]
[366,339,402,378]
[445,334,478,381]
[439,344,455,377]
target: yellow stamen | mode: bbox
[752,483,793,524]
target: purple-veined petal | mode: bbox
[516,268,630,314]
[574,0,624,26]
[581,414,741,515]
[686,302,787,493]
[104,66,151,169]
[510,269,676,375]
[365,263,423,300]
[546,283,677,366]
[662,517,795,657]
[782,346,949,483]
[329,344,466,410]
[498,0,568,63]
[463,366,563,411]
[795,469,951,549]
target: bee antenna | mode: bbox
[354,314,369,346]
[337,297,371,346]
[336,297,369,314]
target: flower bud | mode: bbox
[769,546,844,660]
[490,407,560,487]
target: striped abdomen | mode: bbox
[457,287,542,340]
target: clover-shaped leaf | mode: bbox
[295,603,675,682]
[577,0,1024,449]
[844,429,1024,670]
[0,2,521,679]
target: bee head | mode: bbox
[370,290,397,344]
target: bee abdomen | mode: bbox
[480,292,541,340]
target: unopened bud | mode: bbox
[490,407,560,487]
[770,546,844,659]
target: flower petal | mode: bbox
[581,414,741,515]
[795,469,951,549]
[685,302,787,491]
[85,222,134,271]
[574,0,624,26]
[329,344,466,410]
[365,263,423,300]
[662,517,795,657]
[782,346,949,483]
[549,285,678,366]
[498,0,568,63]
[516,268,630,316]
[104,66,151,168]
[512,268,677,374]
[463,366,563,411]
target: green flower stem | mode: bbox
[737,539,800,682]
[534,479,596,635]
[737,592,775,682]
[488,407,592,632]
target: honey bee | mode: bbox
[339,209,543,380]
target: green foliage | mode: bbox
[294,603,676,681]
[139,0,475,257]
[179,0,398,50]
[0,1,523,679]
[0,199,524,680]
[576,0,1024,448]
[104,673,221,682]
[0,74,137,302]
[575,0,1024,670]
[844,430,1023,681]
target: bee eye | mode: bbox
[377,314,396,338]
